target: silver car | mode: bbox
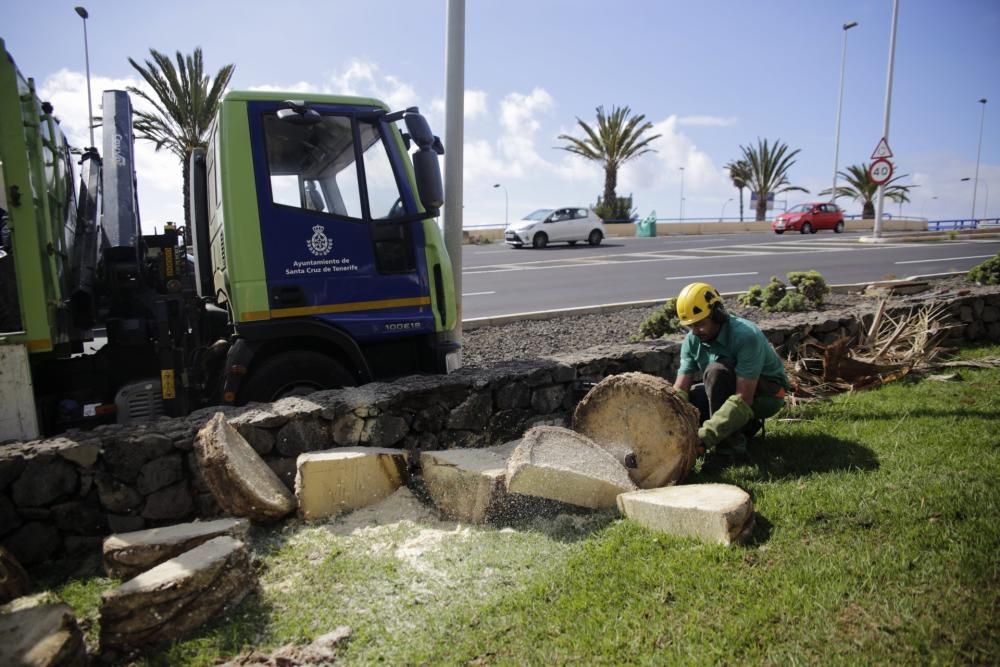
[504,207,605,249]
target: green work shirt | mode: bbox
[678,316,791,390]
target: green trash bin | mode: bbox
[636,210,657,237]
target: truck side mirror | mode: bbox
[404,112,444,213]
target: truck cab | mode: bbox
[199,93,457,403]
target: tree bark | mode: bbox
[863,201,875,219]
[603,165,617,210]
[738,187,745,222]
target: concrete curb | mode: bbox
[461,271,970,330]
[859,228,1000,243]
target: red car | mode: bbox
[771,202,845,234]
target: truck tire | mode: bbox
[239,350,356,403]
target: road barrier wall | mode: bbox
[2,290,999,568]
[464,218,928,243]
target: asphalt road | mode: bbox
[459,230,1000,320]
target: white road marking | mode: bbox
[894,254,995,265]
[664,271,759,281]
[463,291,496,297]
[462,241,991,275]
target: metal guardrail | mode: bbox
[927,218,1000,231]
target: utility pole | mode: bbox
[873,0,899,240]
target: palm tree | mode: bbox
[557,106,661,212]
[127,48,235,227]
[740,138,809,221]
[819,163,915,219]
[724,159,752,222]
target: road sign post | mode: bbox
[869,158,893,185]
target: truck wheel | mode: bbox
[240,351,355,403]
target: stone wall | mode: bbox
[2,292,999,568]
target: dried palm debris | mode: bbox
[785,300,1000,399]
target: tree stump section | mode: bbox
[617,483,755,545]
[573,372,699,488]
[506,426,636,509]
[0,546,30,605]
[420,441,519,523]
[99,535,253,651]
[0,593,87,667]
[194,413,296,522]
[102,517,250,580]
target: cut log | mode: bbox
[0,593,87,667]
[194,413,296,522]
[420,442,519,523]
[617,483,755,545]
[102,517,250,580]
[573,372,699,488]
[99,535,253,651]
[505,426,636,509]
[0,546,30,604]
[295,448,408,521]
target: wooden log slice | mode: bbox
[573,372,699,488]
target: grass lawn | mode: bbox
[48,343,1000,665]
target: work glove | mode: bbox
[674,388,689,402]
[697,394,754,449]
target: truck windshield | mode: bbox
[263,112,405,221]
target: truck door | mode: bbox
[247,102,434,342]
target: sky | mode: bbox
[3,0,999,231]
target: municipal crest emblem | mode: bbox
[307,225,332,256]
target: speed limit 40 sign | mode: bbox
[870,158,893,185]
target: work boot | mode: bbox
[742,418,765,441]
[703,433,751,470]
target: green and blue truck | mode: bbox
[0,38,457,441]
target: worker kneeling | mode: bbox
[672,282,790,463]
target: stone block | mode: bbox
[617,483,755,545]
[2,522,60,565]
[275,418,330,457]
[295,448,407,521]
[193,413,296,523]
[99,535,253,651]
[0,593,86,667]
[420,442,519,523]
[10,459,77,508]
[505,426,636,509]
[136,454,184,495]
[103,517,250,580]
[447,392,491,430]
[141,481,194,521]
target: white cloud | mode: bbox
[330,60,417,111]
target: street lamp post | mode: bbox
[831,20,858,206]
[962,178,991,220]
[679,166,685,222]
[720,197,733,221]
[74,6,95,150]
[492,183,508,227]
[971,98,988,220]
